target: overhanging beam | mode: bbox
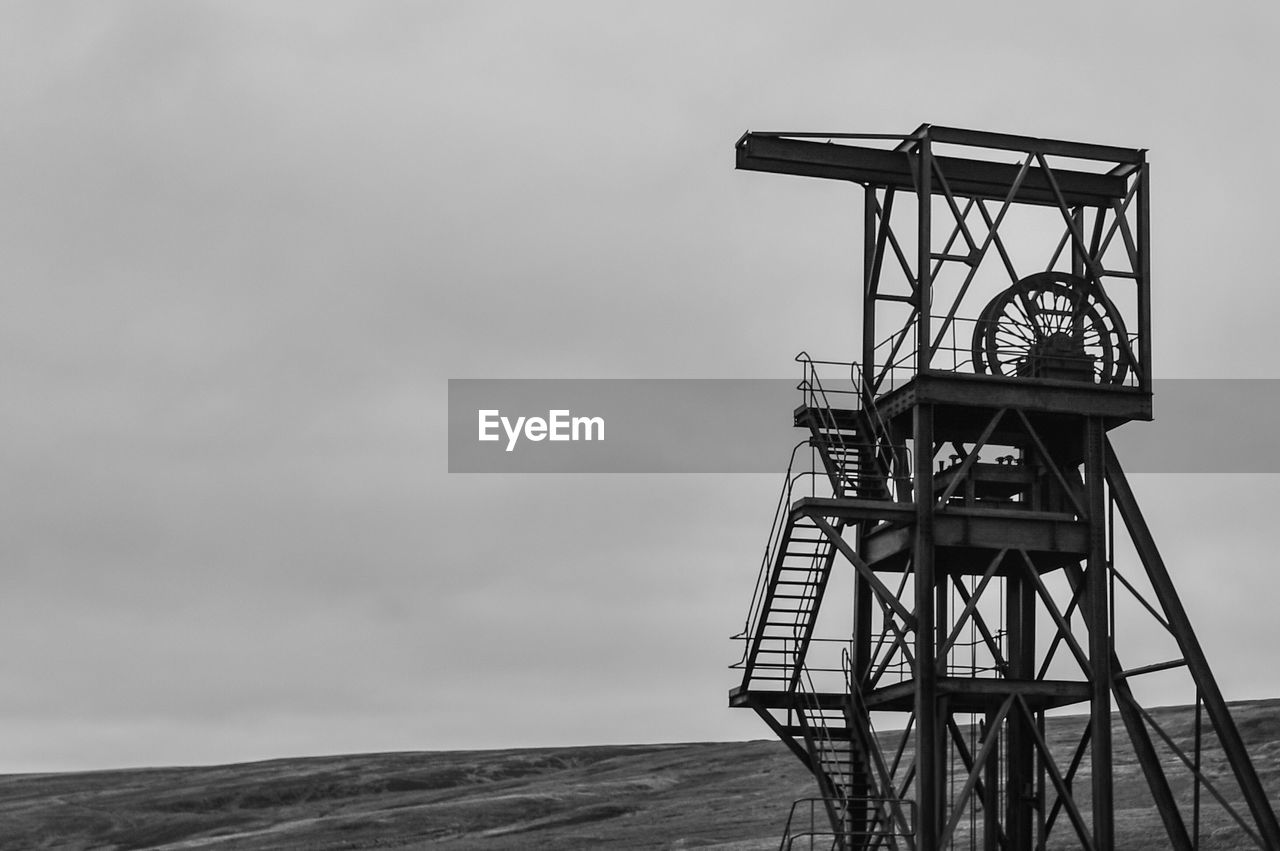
[736,134,1128,207]
[926,125,1144,164]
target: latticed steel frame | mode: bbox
[733,125,1280,850]
[846,126,1153,398]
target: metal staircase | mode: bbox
[794,354,898,502]
[735,507,843,695]
[772,667,916,850]
[732,356,912,851]
[795,670,881,848]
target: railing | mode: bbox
[944,630,1008,678]
[777,797,917,851]
[850,362,909,503]
[731,440,827,665]
[799,659,846,777]
[797,353,861,498]
[796,354,910,501]
[796,659,871,847]
[872,316,1143,394]
[732,637,859,695]
[734,356,911,674]
[735,514,833,690]
[841,648,920,847]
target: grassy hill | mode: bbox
[3,699,1279,849]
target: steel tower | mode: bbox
[730,125,1280,850]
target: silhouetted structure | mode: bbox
[730,125,1280,850]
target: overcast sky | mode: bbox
[5,2,1280,772]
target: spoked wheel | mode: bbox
[971,271,1130,385]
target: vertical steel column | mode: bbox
[1005,565,1035,848]
[863,188,878,388]
[1137,159,1152,394]
[983,712,999,851]
[1035,712,1048,847]
[916,138,933,373]
[853,184,880,851]
[914,403,938,849]
[1085,417,1114,848]
[854,187,878,695]
[913,133,937,849]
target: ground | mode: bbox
[2,700,1278,849]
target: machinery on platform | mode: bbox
[729,125,1280,850]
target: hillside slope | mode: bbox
[2,700,1278,849]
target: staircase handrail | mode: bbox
[777,796,917,851]
[732,440,821,656]
[798,662,851,840]
[796,353,858,497]
[841,647,918,848]
[796,353,908,500]
[737,355,902,670]
[851,361,909,501]
[776,798,836,851]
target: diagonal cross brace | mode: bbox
[1105,439,1280,849]
[809,513,917,628]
